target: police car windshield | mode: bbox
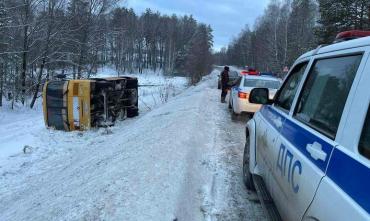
[244,79,280,89]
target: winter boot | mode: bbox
[221,96,226,103]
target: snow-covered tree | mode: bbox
[0,0,215,108]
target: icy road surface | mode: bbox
[0,71,266,221]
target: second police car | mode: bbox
[243,30,370,221]
[229,75,281,116]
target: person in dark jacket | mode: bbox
[220,66,230,103]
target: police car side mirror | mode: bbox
[249,88,270,105]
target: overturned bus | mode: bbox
[42,77,138,131]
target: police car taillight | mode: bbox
[238,92,248,99]
[334,30,370,43]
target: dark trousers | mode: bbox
[221,88,228,98]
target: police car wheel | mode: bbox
[231,101,238,115]
[231,104,239,120]
[243,135,255,191]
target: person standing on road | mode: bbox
[220,66,230,103]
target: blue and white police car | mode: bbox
[243,30,370,221]
[229,75,281,115]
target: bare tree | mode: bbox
[2,0,215,108]
[215,0,318,76]
[30,0,65,108]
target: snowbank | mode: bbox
[0,68,188,160]
[0,100,44,161]
[0,74,212,221]
[0,70,265,221]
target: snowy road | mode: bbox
[0,71,266,221]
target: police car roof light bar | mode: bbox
[335,30,370,42]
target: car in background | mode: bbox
[229,75,281,115]
[241,68,259,76]
[240,70,249,75]
[247,68,259,75]
[218,70,239,89]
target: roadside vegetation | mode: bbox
[0,0,213,109]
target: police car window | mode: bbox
[275,62,308,112]
[295,55,362,139]
[244,79,280,89]
[359,106,370,160]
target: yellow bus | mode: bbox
[42,77,138,131]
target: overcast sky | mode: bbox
[124,0,269,51]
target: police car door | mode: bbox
[256,62,308,203]
[257,61,309,221]
[303,47,370,220]
[276,53,364,221]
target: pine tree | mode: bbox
[185,24,213,85]
[316,0,370,44]
[288,0,317,64]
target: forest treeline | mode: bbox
[1,0,369,109]
[0,0,213,108]
[214,0,370,75]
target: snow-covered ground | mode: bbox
[0,101,44,161]
[0,69,266,221]
[0,68,188,160]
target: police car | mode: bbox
[229,75,281,115]
[243,30,370,221]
